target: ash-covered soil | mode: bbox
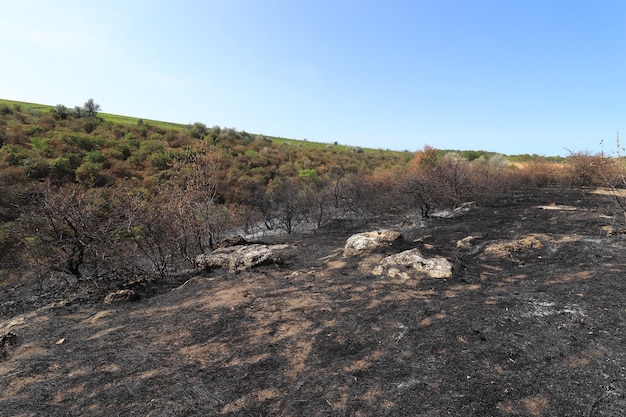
[1,187,626,416]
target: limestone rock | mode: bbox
[343,229,403,257]
[195,244,289,272]
[372,249,452,279]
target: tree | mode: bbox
[83,99,101,118]
[434,153,472,208]
[21,182,121,282]
[189,122,207,139]
[398,170,437,217]
[54,104,68,120]
[265,176,309,233]
[303,179,333,228]
[115,150,223,275]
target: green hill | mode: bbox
[0,97,585,294]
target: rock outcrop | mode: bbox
[195,244,289,272]
[372,249,453,279]
[343,229,403,257]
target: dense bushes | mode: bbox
[1,99,623,292]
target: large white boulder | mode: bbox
[343,229,403,257]
[372,249,452,279]
[195,244,289,272]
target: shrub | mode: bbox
[85,150,106,163]
[62,134,98,151]
[139,139,164,155]
[49,157,74,180]
[113,143,132,160]
[23,157,50,179]
[1,144,28,166]
[54,104,68,120]
[565,151,619,187]
[515,157,564,187]
[149,152,172,170]
[75,161,103,183]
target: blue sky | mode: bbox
[1,0,625,156]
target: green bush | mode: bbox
[85,150,106,163]
[75,161,103,183]
[124,133,139,148]
[23,157,50,179]
[1,144,28,166]
[62,134,98,151]
[49,156,74,179]
[139,139,164,155]
[149,152,172,170]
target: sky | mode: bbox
[1,0,625,156]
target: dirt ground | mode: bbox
[1,187,626,416]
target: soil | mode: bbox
[1,187,626,416]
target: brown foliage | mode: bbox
[565,151,620,187]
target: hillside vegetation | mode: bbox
[0,98,622,298]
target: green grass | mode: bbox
[100,113,188,130]
[0,97,398,154]
[0,98,561,160]
[0,98,54,114]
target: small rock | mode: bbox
[456,235,482,254]
[104,289,140,304]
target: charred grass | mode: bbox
[1,187,626,416]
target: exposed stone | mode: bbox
[456,235,482,254]
[372,249,453,279]
[195,244,289,272]
[483,234,548,257]
[431,202,476,218]
[343,229,403,257]
[104,289,140,304]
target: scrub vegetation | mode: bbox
[0,98,623,289]
[2,99,626,415]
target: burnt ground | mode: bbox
[1,187,626,416]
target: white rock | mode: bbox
[372,249,452,279]
[195,244,289,272]
[343,229,402,257]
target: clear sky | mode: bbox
[2,0,625,156]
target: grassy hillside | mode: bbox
[1,96,608,295]
[1,98,560,161]
[0,98,380,153]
